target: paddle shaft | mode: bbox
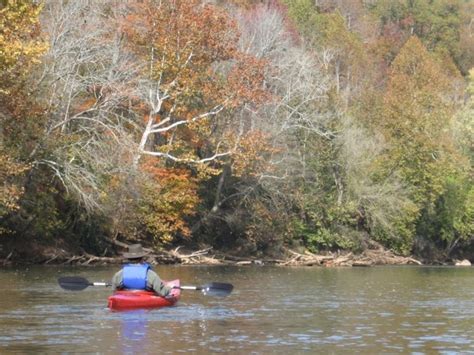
[178,282,233,296]
[93,282,111,287]
[93,283,226,291]
[177,286,200,290]
[58,276,233,296]
[81,284,210,290]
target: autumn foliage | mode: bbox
[0,1,47,233]
[0,0,472,261]
[118,0,271,244]
[139,158,199,245]
[0,1,46,91]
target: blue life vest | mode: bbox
[122,263,150,290]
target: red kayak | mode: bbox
[107,279,180,311]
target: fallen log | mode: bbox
[277,248,422,267]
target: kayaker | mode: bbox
[111,243,172,297]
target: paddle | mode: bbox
[58,276,110,291]
[58,276,233,296]
[179,282,233,297]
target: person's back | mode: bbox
[111,244,171,297]
[122,262,150,289]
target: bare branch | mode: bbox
[149,104,226,134]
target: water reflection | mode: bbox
[120,310,148,354]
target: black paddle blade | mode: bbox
[201,282,233,297]
[58,276,91,291]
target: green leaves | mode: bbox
[369,0,465,71]
[372,35,470,252]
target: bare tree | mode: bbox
[339,117,414,237]
[235,4,334,187]
[36,0,140,212]
[190,3,339,239]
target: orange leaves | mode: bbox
[123,0,270,112]
[123,0,238,74]
[118,1,273,243]
[74,98,96,113]
[227,54,271,107]
[139,157,199,244]
[123,0,271,170]
[141,157,191,183]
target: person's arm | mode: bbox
[111,270,124,290]
[147,270,172,296]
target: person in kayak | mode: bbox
[111,243,172,297]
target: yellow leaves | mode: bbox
[0,1,47,69]
[0,0,47,97]
[0,150,29,216]
[390,37,450,95]
[195,162,222,180]
[231,130,276,178]
[384,36,453,133]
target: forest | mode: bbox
[0,0,473,264]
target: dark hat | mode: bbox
[122,244,149,259]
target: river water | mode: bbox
[0,265,473,354]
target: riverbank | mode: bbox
[0,238,426,267]
[2,237,472,267]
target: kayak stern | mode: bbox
[108,279,180,311]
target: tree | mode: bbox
[138,159,199,245]
[0,152,28,231]
[376,36,460,252]
[111,0,270,245]
[423,68,473,256]
[0,0,46,95]
[368,0,465,73]
[199,2,352,253]
[0,0,47,232]
[33,0,141,212]
[455,69,474,163]
[457,1,474,74]
[122,0,268,166]
[2,0,143,243]
[10,0,270,246]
